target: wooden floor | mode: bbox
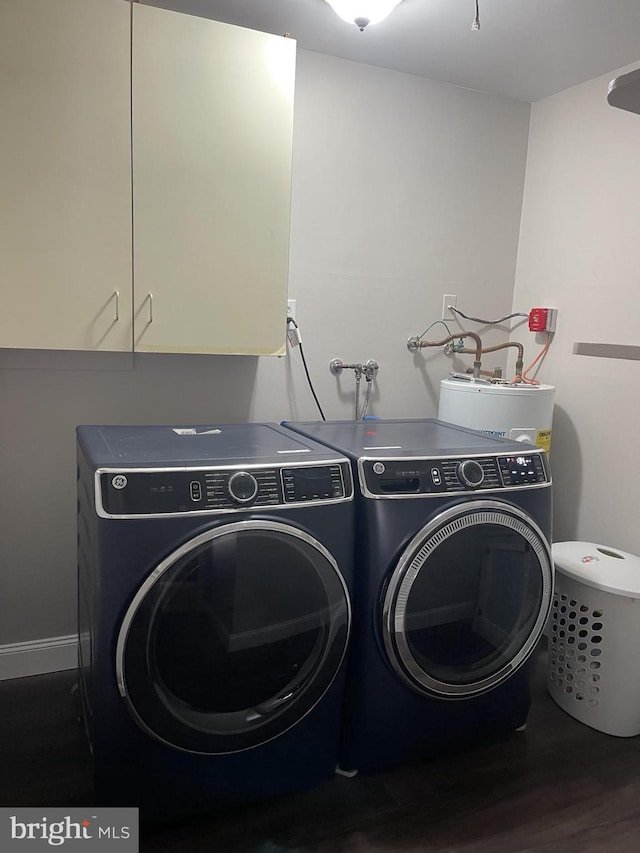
[2,647,640,852]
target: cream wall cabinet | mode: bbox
[0,0,133,352]
[1,0,295,356]
[132,4,295,356]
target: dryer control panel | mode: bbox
[97,462,351,518]
[361,452,550,498]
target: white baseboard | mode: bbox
[0,635,78,681]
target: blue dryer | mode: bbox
[283,418,553,774]
[76,423,354,814]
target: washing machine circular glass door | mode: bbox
[116,520,351,753]
[382,500,552,698]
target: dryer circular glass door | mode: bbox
[116,520,351,753]
[382,500,552,698]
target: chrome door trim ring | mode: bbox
[382,499,552,698]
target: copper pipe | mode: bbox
[409,332,483,360]
[457,340,524,381]
[408,331,483,378]
[460,340,523,360]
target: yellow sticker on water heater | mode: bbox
[536,429,552,453]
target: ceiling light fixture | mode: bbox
[324,0,404,32]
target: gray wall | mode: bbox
[513,61,640,555]
[0,50,531,646]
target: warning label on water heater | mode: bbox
[536,429,552,453]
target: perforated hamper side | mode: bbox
[548,571,640,736]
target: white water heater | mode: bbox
[438,379,555,453]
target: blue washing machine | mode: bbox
[283,418,553,774]
[76,422,354,815]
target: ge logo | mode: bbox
[112,475,128,490]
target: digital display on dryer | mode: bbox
[498,454,547,486]
[282,465,345,502]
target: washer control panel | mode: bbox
[362,452,549,497]
[98,462,351,517]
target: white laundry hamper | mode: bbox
[548,541,640,736]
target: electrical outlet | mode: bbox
[442,293,457,320]
[287,299,296,323]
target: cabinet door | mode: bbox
[132,5,295,356]
[0,0,132,351]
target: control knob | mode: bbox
[457,459,484,489]
[227,471,259,504]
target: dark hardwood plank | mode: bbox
[2,649,640,853]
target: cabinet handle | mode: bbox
[113,290,120,322]
[147,293,154,323]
